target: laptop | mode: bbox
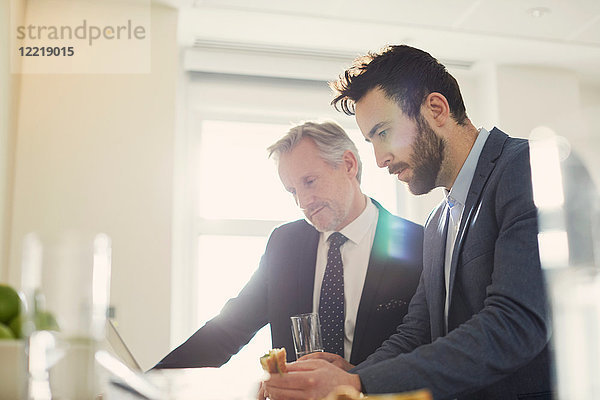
[100,319,163,399]
[105,319,143,373]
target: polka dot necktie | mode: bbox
[319,232,348,357]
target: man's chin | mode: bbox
[305,217,335,233]
[307,222,329,233]
[407,179,436,196]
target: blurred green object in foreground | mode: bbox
[0,284,20,323]
[8,311,60,339]
[0,322,15,339]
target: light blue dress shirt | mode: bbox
[444,128,490,329]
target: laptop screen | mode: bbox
[104,319,143,372]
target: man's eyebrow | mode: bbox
[367,122,387,140]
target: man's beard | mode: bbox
[389,115,446,195]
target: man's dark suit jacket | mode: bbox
[353,129,552,400]
[154,199,423,368]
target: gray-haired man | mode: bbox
[154,121,423,369]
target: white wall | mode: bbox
[579,84,600,186]
[0,0,24,283]
[0,0,11,282]
[7,3,178,369]
[495,65,600,185]
[497,66,585,138]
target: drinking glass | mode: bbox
[21,232,111,400]
[290,312,324,360]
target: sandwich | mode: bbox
[323,385,432,400]
[260,348,287,375]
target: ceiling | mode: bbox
[159,0,600,85]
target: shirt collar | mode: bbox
[324,196,378,245]
[446,128,490,208]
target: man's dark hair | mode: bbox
[330,45,468,125]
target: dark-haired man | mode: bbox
[263,46,552,400]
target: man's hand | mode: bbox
[257,380,268,400]
[261,359,361,400]
[298,352,354,371]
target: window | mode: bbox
[197,120,301,223]
[194,119,304,380]
[195,119,301,355]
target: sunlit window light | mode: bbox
[538,230,569,269]
[197,120,302,222]
[529,127,565,210]
[196,234,272,373]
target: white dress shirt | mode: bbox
[444,128,490,330]
[312,196,379,361]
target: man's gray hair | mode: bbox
[267,121,363,184]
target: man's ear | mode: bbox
[422,92,450,127]
[342,150,359,179]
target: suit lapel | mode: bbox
[429,204,450,340]
[446,129,508,315]
[296,224,320,314]
[350,199,390,363]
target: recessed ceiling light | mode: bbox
[527,7,551,18]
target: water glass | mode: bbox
[290,312,323,360]
[21,232,111,400]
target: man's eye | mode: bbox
[306,179,315,186]
[378,130,387,138]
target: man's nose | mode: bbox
[296,189,313,210]
[375,147,392,168]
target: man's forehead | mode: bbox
[278,152,313,176]
[354,104,375,139]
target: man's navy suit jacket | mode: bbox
[154,199,423,368]
[353,129,552,400]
